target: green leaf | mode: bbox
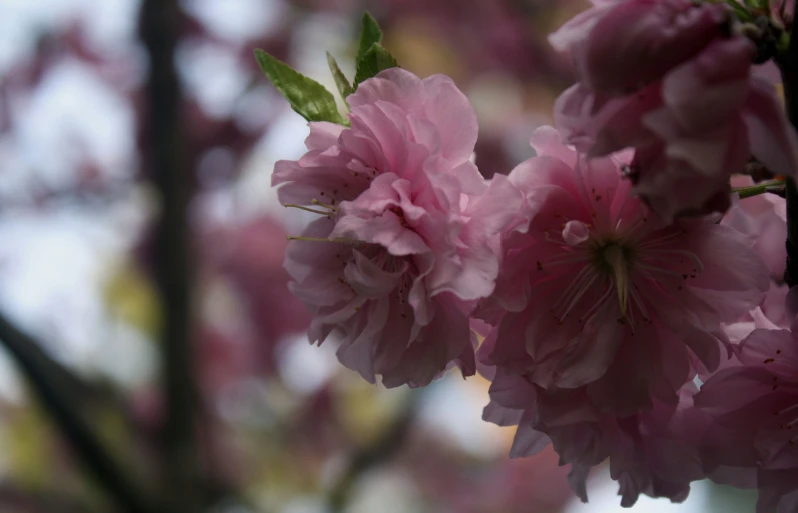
[326,52,353,100]
[353,43,400,89]
[254,49,345,124]
[356,12,383,65]
[723,0,754,21]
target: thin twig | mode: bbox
[327,391,420,512]
[0,312,157,513]
[138,0,203,510]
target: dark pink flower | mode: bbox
[551,0,729,95]
[477,126,768,414]
[724,176,787,281]
[555,37,798,221]
[483,368,707,506]
[695,322,798,513]
[274,68,521,387]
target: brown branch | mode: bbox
[0,313,157,513]
[327,392,420,512]
[777,15,798,287]
[138,0,203,510]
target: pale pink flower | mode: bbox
[724,176,788,280]
[695,321,798,513]
[477,126,769,414]
[274,68,521,387]
[482,367,707,506]
[551,0,729,95]
[555,37,798,221]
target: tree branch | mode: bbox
[777,19,798,287]
[327,392,420,512]
[0,312,157,513]
[138,0,203,510]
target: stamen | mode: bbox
[542,250,591,268]
[579,281,613,323]
[559,272,599,321]
[783,416,798,430]
[638,229,685,249]
[645,248,704,274]
[635,262,684,278]
[618,213,648,243]
[286,236,364,246]
[311,198,338,210]
[553,265,595,313]
[627,283,651,323]
[776,403,798,417]
[553,265,601,322]
[285,204,333,216]
[544,231,568,245]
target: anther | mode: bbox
[311,198,337,211]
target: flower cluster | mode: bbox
[268,1,798,510]
[552,0,798,221]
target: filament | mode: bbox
[284,204,333,216]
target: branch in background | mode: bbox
[0,481,105,513]
[327,392,421,513]
[138,0,203,510]
[778,18,798,287]
[0,312,157,513]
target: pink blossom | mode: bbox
[551,0,729,95]
[555,37,798,221]
[695,322,798,513]
[724,176,787,280]
[206,216,311,373]
[274,68,521,387]
[482,368,707,506]
[477,126,769,414]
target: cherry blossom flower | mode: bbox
[477,126,769,414]
[695,320,798,513]
[554,37,798,221]
[482,367,707,506]
[724,176,788,281]
[550,0,729,95]
[274,68,521,387]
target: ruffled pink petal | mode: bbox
[744,77,798,181]
[580,0,728,94]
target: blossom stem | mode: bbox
[732,180,785,199]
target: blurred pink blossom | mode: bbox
[275,69,521,387]
[207,216,312,374]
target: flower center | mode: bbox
[595,242,633,317]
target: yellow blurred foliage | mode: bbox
[385,19,464,81]
[2,406,60,488]
[337,378,406,446]
[104,261,161,340]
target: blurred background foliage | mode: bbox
[0,0,759,512]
